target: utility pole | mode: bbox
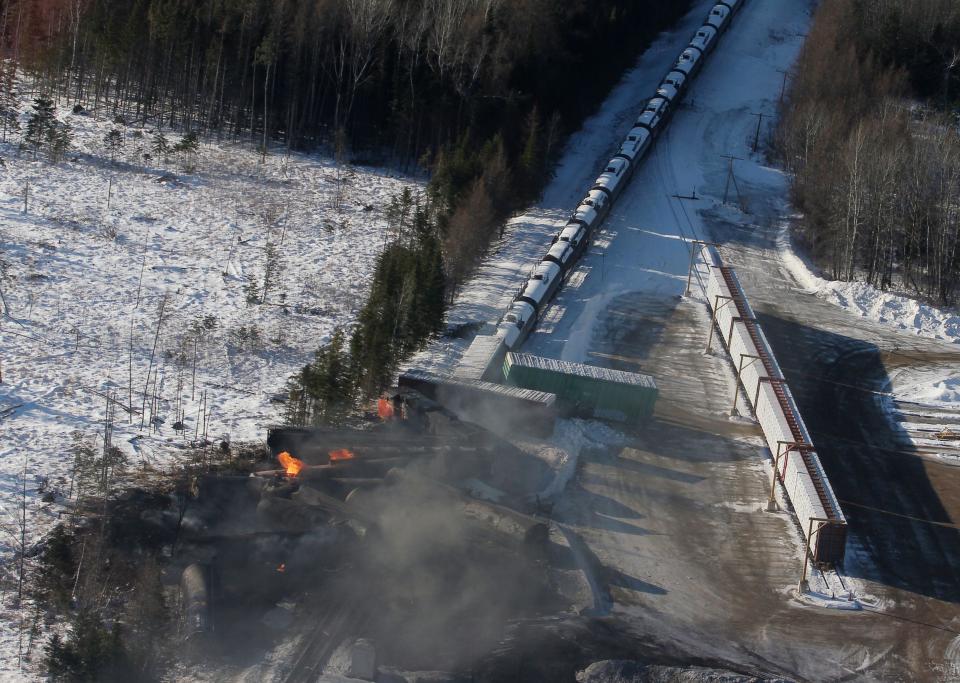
[721,155,744,209]
[776,69,789,105]
[22,182,28,215]
[750,112,765,153]
[684,239,718,297]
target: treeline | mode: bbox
[16,0,693,296]
[285,189,447,425]
[17,0,690,164]
[777,0,960,304]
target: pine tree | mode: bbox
[300,328,354,423]
[24,97,56,159]
[103,129,123,163]
[151,131,169,166]
[47,121,72,163]
[0,64,20,143]
[174,131,199,155]
[519,106,545,199]
[173,131,200,171]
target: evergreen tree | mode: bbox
[174,131,199,155]
[24,97,56,159]
[173,131,200,171]
[45,608,131,681]
[151,131,169,165]
[0,64,20,143]
[47,121,72,163]
[299,328,354,424]
[103,129,123,163]
[519,106,545,199]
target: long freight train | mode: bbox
[494,0,744,353]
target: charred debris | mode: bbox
[37,387,571,681]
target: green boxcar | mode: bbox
[503,352,657,423]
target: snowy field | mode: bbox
[0,90,420,660]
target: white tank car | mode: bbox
[617,127,652,162]
[690,25,718,55]
[570,202,601,235]
[663,70,687,94]
[580,188,611,213]
[657,81,680,104]
[635,97,669,135]
[518,260,563,311]
[496,300,537,349]
[544,239,576,269]
[706,4,732,32]
[674,46,703,78]
[557,221,588,256]
[593,157,632,200]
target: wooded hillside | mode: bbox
[777,0,960,305]
[12,0,690,166]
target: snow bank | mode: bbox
[897,373,960,406]
[778,226,960,344]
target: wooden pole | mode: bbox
[799,517,832,592]
[128,316,133,423]
[705,295,733,353]
[800,518,814,591]
[767,441,794,511]
[140,294,167,431]
[731,354,761,415]
[751,112,764,153]
[685,246,697,297]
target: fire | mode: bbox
[329,448,355,462]
[276,563,286,573]
[377,398,395,420]
[277,451,304,477]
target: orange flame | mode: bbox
[377,398,395,420]
[329,448,355,462]
[277,451,304,477]
[276,563,286,573]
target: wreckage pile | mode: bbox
[170,394,565,680]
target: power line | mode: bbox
[837,499,959,530]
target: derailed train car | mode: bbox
[180,563,212,641]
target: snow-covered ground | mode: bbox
[0,91,421,678]
[896,372,960,405]
[778,227,960,345]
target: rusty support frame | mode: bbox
[706,295,734,353]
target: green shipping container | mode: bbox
[503,352,657,423]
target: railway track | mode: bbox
[281,577,368,683]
